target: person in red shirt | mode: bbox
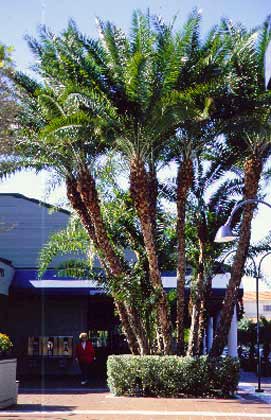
[75,332,95,385]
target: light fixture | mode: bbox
[214,223,236,243]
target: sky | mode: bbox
[0,0,271,286]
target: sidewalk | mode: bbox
[0,371,270,420]
[238,370,271,404]
[2,392,271,420]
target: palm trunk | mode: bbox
[130,155,172,354]
[187,278,204,356]
[198,274,212,354]
[77,169,123,276]
[66,174,148,355]
[197,300,206,354]
[125,226,155,352]
[187,223,206,356]
[66,177,110,273]
[187,260,204,356]
[148,163,158,235]
[209,156,262,357]
[115,301,139,354]
[176,158,193,355]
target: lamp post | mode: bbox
[214,198,271,393]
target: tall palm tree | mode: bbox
[98,11,229,353]
[171,12,229,354]
[93,12,204,353]
[209,17,271,357]
[1,31,149,354]
[185,155,243,356]
[2,14,197,354]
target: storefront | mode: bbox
[6,269,126,377]
[4,270,243,377]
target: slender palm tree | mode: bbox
[93,12,204,353]
[1,32,149,354]
[1,14,194,354]
[209,17,271,357]
[185,155,243,356]
[171,13,229,354]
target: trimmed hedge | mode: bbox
[107,355,239,398]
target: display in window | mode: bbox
[57,336,73,357]
[27,336,73,357]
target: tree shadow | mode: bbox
[19,387,109,395]
[5,403,76,412]
[196,395,271,405]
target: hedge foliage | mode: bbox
[107,355,240,398]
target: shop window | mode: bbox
[27,336,73,357]
[263,305,271,312]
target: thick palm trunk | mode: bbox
[66,177,110,273]
[66,174,148,355]
[77,169,124,276]
[209,157,262,357]
[130,155,172,354]
[176,158,193,355]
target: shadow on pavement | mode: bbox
[5,403,76,412]
[18,375,109,394]
[19,387,109,394]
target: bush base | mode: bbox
[107,355,240,398]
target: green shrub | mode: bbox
[107,355,239,398]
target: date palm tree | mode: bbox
[171,13,229,354]
[1,32,149,354]
[209,17,271,357]
[185,155,243,356]
[92,11,214,353]
[1,13,199,354]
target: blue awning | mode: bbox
[9,269,104,296]
[9,269,242,298]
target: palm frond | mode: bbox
[38,216,90,278]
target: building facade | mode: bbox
[243,291,271,321]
